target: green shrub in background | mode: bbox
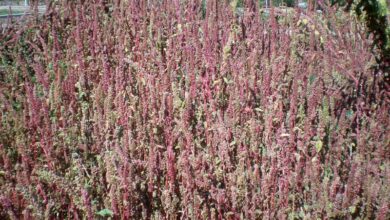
[334,0,389,68]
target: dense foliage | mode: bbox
[0,0,389,219]
[333,0,390,68]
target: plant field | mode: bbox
[0,1,389,219]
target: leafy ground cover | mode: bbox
[0,1,389,219]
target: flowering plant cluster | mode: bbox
[0,1,388,219]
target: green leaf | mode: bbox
[346,109,354,119]
[254,107,263,112]
[349,205,356,214]
[315,140,323,153]
[223,77,233,85]
[378,0,388,17]
[230,0,239,11]
[309,74,316,85]
[215,157,221,165]
[97,208,113,217]
[12,100,22,111]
